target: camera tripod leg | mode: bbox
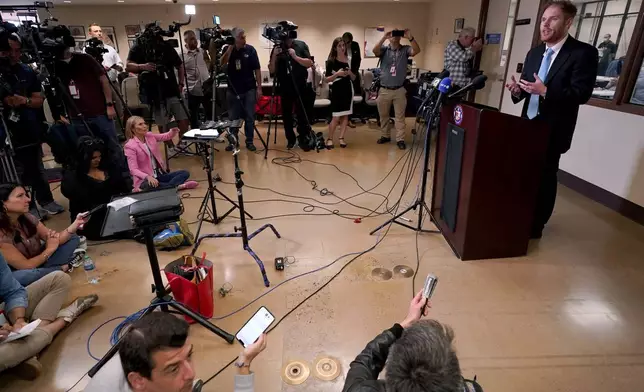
[169,300,234,343]
[246,246,270,287]
[247,223,281,241]
[254,125,268,151]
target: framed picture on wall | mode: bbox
[70,25,86,39]
[454,18,464,33]
[365,26,385,58]
[128,39,136,48]
[125,25,140,38]
[102,26,118,51]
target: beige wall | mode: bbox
[423,0,482,71]
[500,1,644,208]
[45,3,431,70]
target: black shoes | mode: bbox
[287,140,297,149]
[247,144,257,152]
[225,145,234,152]
[397,141,406,150]
[377,137,391,144]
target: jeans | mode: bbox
[187,93,212,129]
[226,89,257,145]
[141,170,190,190]
[12,235,80,286]
[280,83,314,145]
[14,144,54,209]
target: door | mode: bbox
[475,0,521,109]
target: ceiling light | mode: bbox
[185,4,196,14]
[165,0,172,2]
[117,0,124,2]
[63,0,71,3]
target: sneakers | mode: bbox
[69,250,85,269]
[78,236,88,251]
[11,356,42,380]
[247,144,257,152]
[287,140,298,149]
[397,141,407,150]
[153,228,185,250]
[225,144,234,152]
[29,206,49,221]
[377,136,391,144]
[41,201,65,215]
[57,294,99,323]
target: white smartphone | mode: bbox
[236,307,275,347]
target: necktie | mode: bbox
[527,47,554,119]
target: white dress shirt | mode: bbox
[177,46,210,96]
[84,43,123,82]
[544,34,569,73]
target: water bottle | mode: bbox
[83,255,100,284]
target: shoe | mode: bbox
[287,140,298,149]
[247,144,257,152]
[11,357,42,380]
[348,122,356,128]
[325,139,334,149]
[397,141,406,150]
[70,249,85,268]
[29,207,50,221]
[41,201,64,215]
[339,138,347,148]
[57,294,99,323]
[153,228,185,250]
[225,144,234,152]
[78,236,87,251]
[178,181,199,190]
[377,137,391,144]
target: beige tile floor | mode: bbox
[2,121,644,392]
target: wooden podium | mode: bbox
[430,102,550,260]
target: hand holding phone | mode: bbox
[236,307,275,347]
[392,29,405,37]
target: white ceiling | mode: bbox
[6,0,431,4]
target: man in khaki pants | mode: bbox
[0,255,98,379]
[372,28,421,150]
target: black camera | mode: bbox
[199,27,234,51]
[262,21,298,45]
[84,37,108,63]
[1,20,73,62]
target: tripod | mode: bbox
[191,128,281,287]
[88,217,234,377]
[191,135,252,241]
[370,90,443,235]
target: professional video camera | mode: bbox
[262,21,298,46]
[83,37,108,63]
[199,26,234,52]
[0,20,74,64]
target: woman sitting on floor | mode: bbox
[61,137,132,241]
[0,184,87,286]
[124,116,198,192]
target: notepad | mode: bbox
[1,319,42,344]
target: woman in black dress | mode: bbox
[325,37,356,149]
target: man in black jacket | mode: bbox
[342,291,464,392]
[343,32,362,92]
[506,0,598,239]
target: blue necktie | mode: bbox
[527,48,554,119]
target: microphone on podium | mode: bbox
[448,75,488,99]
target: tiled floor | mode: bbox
[2,121,644,392]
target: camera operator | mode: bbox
[84,312,267,392]
[221,27,261,152]
[126,35,189,141]
[178,30,211,129]
[0,33,65,217]
[373,28,421,150]
[342,291,472,392]
[268,34,314,149]
[86,24,123,83]
[54,47,123,163]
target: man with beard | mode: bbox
[506,0,598,239]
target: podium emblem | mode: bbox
[453,105,464,125]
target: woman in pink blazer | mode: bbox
[124,116,198,191]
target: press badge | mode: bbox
[69,81,80,99]
[235,59,241,71]
[390,65,396,76]
[9,110,20,122]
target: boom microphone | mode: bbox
[448,74,488,98]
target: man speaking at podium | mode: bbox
[506,0,598,239]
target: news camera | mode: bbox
[199,26,234,52]
[83,37,108,64]
[0,20,74,63]
[262,21,298,47]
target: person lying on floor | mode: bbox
[124,116,198,192]
[0,253,98,379]
[0,184,88,286]
[61,136,133,241]
[84,312,267,392]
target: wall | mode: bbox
[500,0,644,208]
[44,3,431,70]
[422,0,482,71]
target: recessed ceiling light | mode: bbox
[212,0,218,2]
[117,0,124,2]
[165,0,172,2]
[63,0,71,3]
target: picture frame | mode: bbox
[102,26,118,52]
[69,25,86,39]
[454,18,464,33]
[125,25,141,38]
[128,39,137,49]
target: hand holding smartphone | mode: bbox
[236,307,275,347]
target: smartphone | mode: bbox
[81,204,106,220]
[213,15,220,25]
[392,30,405,37]
[236,307,275,347]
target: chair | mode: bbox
[121,76,147,112]
[313,82,331,124]
[360,70,380,124]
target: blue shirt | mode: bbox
[1,63,43,147]
[227,44,261,94]
[0,253,28,316]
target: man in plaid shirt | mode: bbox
[443,27,483,89]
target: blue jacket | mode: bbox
[0,254,28,316]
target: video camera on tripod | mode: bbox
[262,20,298,48]
[83,37,108,64]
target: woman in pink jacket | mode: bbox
[124,116,198,191]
